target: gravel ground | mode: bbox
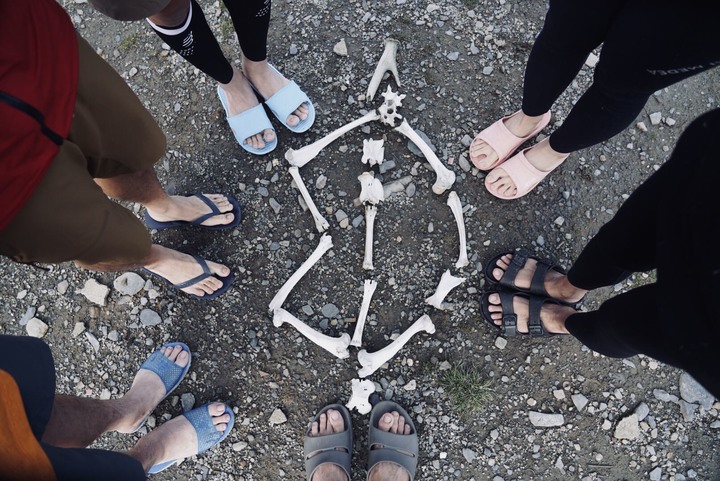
[2,1,719,480]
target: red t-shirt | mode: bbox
[0,0,78,230]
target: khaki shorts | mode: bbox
[0,33,166,265]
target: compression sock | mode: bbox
[148,0,233,83]
[223,0,271,61]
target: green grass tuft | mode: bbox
[439,364,494,417]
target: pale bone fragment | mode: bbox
[288,166,329,233]
[357,315,436,377]
[362,138,385,166]
[425,269,466,310]
[366,38,401,101]
[285,110,381,167]
[446,191,469,268]
[273,308,350,359]
[395,119,455,195]
[350,279,378,347]
[358,171,385,205]
[377,87,406,127]
[268,234,333,312]
[382,175,413,199]
[362,205,377,270]
[346,378,376,414]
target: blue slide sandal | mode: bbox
[217,86,276,155]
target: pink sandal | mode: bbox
[469,110,551,170]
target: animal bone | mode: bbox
[395,119,456,195]
[350,279,378,347]
[288,166,329,233]
[362,205,377,270]
[378,86,406,127]
[268,234,333,312]
[285,110,381,167]
[366,38,401,101]
[425,269,466,310]
[358,171,385,205]
[446,191,469,268]
[362,138,385,166]
[273,308,351,359]
[346,378,376,414]
[357,315,436,377]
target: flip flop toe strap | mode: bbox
[172,255,212,289]
[188,194,221,225]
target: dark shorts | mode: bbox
[0,335,146,481]
[0,32,165,265]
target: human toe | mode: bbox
[327,409,345,433]
[286,113,300,127]
[262,129,276,143]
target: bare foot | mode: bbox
[486,292,575,334]
[484,137,568,197]
[490,253,586,304]
[368,411,412,481]
[469,111,548,169]
[219,66,276,149]
[114,344,190,433]
[307,409,349,481]
[144,245,231,297]
[128,402,231,472]
[146,193,235,227]
[242,57,309,127]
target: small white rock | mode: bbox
[495,337,507,350]
[85,331,100,352]
[528,411,564,427]
[72,322,86,338]
[333,38,348,56]
[269,408,287,425]
[649,112,662,125]
[585,53,599,67]
[553,389,566,400]
[26,317,49,338]
[77,279,110,306]
[614,414,639,440]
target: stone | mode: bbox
[57,280,69,295]
[462,448,476,462]
[447,51,459,61]
[108,330,119,342]
[85,332,100,352]
[140,309,162,327]
[634,402,650,421]
[458,154,471,172]
[649,112,662,125]
[679,373,715,410]
[679,400,698,421]
[302,305,314,316]
[403,379,417,391]
[26,317,49,338]
[653,388,679,403]
[269,408,287,425]
[553,389,566,400]
[232,441,248,451]
[19,307,36,326]
[649,467,662,481]
[482,66,493,75]
[494,337,507,350]
[72,322,86,338]
[269,198,281,214]
[181,393,195,412]
[316,175,327,189]
[100,389,111,400]
[407,130,436,157]
[333,38,348,56]
[569,394,587,412]
[585,53,599,67]
[613,413,639,440]
[77,279,110,306]
[113,272,145,296]
[321,303,340,318]
[528,411,564,427]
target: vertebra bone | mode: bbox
[358,171,385,206]
[446,191,469,268]
[350,279,378,347]
[362,138,385,166]
[366,38,401,102]
[273,308,350,359]
[269,234,333,313]
[346,378,376,414]
[362,205,377,270]
[357,315,435,377]
[378,86,405,127]
[289,166,329,233]
[395,119,456,195]
[425,269,466,310]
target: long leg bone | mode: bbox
[363,205,377,270]
[268,234,333,312]
[446,191,469,268]
[346,378,376,414]
[425,269,466,310]
[285,110,381,167]
[362,138,385,166]
[367,38,401,101]
[395,119,456,195]
[358,171,385,205]
[357,315,435,378]
[350,279,378,347]
[273,308,351,359]
[288,166,329,233]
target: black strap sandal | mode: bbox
[480,289,568,337]
[484,249,567,298]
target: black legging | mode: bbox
[563,109,720,398]
[522,0,720,154]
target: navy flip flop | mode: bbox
[144,193,242,231]
[145,255,235,300]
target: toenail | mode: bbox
[329,411,339,420]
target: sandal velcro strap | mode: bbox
[527,295,547,336]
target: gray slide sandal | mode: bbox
[367,401,419,481]
[304,404,353,481]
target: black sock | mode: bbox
[148,0,233,84]
[223,0,270,61]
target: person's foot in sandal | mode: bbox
[368,401,418,481]
[305,404,352,481]
[143,245,232,298]
[485,291,576,335]
[145,193,238,229]
[489,252,587,304]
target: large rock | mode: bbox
[77,279,109,306]
[113,272,145,296]
[26,317,49,338]
[679,373,715,410]
[528,411,564,427]
[614,414,639,440]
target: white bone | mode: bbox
[446,191,469,268]
[273,308,351,359]
[358,172,385,205]
[362,138,385,166]
[378,87,406,127]
[395,119,456,195]
[269,234,333,312]
[346,378,376,414]
[366,38,401,101]
[357,315,435,377]
[425,269,466,310]
[362,205,377,270]
[288,166,329,233]
[285,110,381,167]
[350,279,378,347]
